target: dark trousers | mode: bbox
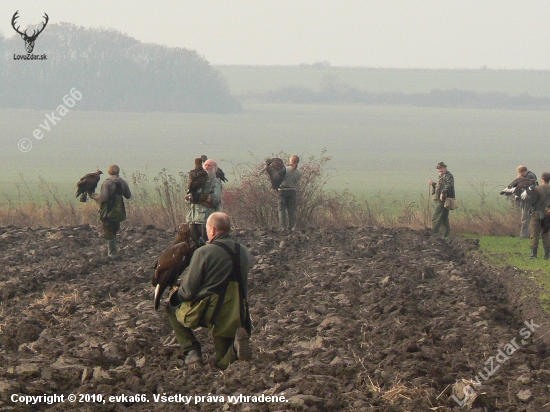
[278,190,297,229]
[189,223,207,242]
[432,201,450,237]
[519,199,531,238]
[100,219,120,240]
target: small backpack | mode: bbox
[99,182,126,222]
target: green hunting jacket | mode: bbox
[531,185,550,216]
[177,233,250,337]
[433,171,455,200]
[187,177,222,224]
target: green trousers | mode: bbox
[166,304,238,370]
[432,200,450,238]
[530,213,550,249]
[100,219,120,240]
[278,189,297,229]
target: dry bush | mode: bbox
[129,169,189,229]
[222,160,278,228]
[0,161,522,236]
[450,182,518,236]
[0,170,190,230]
[222,150,346,228]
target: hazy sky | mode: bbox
[1,0,549,69]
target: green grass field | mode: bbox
[1,102,550,204]
[1,66,550,204]
[472,235,550,311]
[216,66,550,97]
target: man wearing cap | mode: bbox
[516,165,538,238]
[428,162,455,239]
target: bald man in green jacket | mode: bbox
[166,212,252,369]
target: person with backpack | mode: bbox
[516,165,538,238]
[90,164,131,256]
[166,212,252,369]
[529,172,550,259]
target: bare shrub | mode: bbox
[222,160,277,228]
[449,182,518,236]
[128,169,189,229]
[0,160,522,236]
[223,150,344,228]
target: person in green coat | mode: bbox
[428,162,455,239]
[90,164,131,256]
[166,212,252,369]
[529,172,550,259]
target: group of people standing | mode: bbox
[88,157,550,371]
[428,162,550,259]
[89,155,301,370]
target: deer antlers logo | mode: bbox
[11,11,49,54]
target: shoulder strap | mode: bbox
[114,181,123,195]
[107,181,124,211]
[209,241,251,333]
[210,241,242,284]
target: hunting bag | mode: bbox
[99,181,126,222]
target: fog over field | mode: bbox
[0,1,549,202]
[2,102,549,202]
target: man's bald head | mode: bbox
[206,212,231,235]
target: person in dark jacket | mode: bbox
[90,164,131,256]
[428,162,455,239]
[516,165,538,238]
[166,212,252,369]
[529,172,550,259]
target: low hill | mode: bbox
[1,225,549,410]
[217,66,550,110]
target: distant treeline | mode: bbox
[0,23,241,113]
[245,85,550,110]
